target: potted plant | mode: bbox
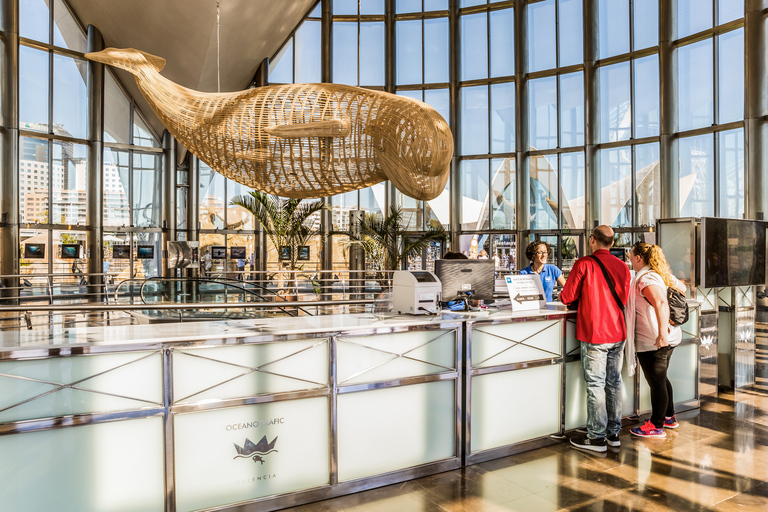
[230,191,328,300]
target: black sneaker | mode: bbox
[606,434,621,447]
[569,434,607,452]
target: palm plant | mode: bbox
[332,206,447,288]
[230,191,328,293]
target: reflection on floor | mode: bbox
[285,389,768,511]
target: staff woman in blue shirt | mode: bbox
[519,241,566,302]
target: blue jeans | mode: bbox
[581,340,624,439]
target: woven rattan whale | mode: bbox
[85,48,453,201]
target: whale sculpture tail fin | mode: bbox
[84,47,166,74]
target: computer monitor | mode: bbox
[211,246,227,259]
[434,259,495,301]
[112,245,131,259]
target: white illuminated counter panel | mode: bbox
[0,314,461,512]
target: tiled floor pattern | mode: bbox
[285,389,768,511]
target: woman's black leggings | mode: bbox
[637,346,675,429]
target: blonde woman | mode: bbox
[626,242,687,438]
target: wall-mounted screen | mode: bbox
[211,246,227,259]
[24,243,45,259]
[701,218,766,288]
[136,245,155,259]
[609,248,627,262]
[60,244,81,259]
[279,246,291,260]
[168,241,200,269]
[112,245,131,259]
[230,246,246,260]
[298,246,310,261]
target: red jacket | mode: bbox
[559,249,631,344]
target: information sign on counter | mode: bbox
[505,275,546,311]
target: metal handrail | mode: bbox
[0,299,376,313]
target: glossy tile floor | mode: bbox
[285,387,768,511]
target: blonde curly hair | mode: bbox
[632,242,675,287]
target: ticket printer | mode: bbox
[392,270,442,315]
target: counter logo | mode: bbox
[233,435,278,465]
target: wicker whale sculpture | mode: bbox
[85,48,453,201]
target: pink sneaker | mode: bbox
[630,420,666,438]
[663,416,679,429]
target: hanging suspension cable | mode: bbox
[217,0,221,93]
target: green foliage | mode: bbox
[230,191,328,272]
[331,206,446,285]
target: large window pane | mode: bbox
[333,22,358,85]
[491,158,515,230]
[679,134,715,218]
[20,0,50,44]
[598,0,629,58]
[103,149,130,227]
[558,0,583,66]
[19,46,49,132]
[633,0,659,50]
[424,17,449,83]
[491,82,515,154]
[425,0,447,10]
[561,152,585,230]
[600,147,632,227]
[133,114,160,148]
[719,129,744,219]
[529,76,557,151]
[397,0,422,13]
[528,0,556,72]
[19,136,49,224]
[104,72,131,144]
[397,20,422,85]
[199,164,226,230]
[425,88,450,125]
[718,28,744,124]
[530,154,558,230]
[635,142,660,228]
[460,159,489,231]
[460,85,489,155]
[360,184,383,216]
[226,179,254,231]
[599,62,631,143]
[678,39,714,132]
[52,141,87,225]
[360,22,385,86]
[268,40,293,84]
[634,54,660,138]
[490,8,514,78]
[53,0,86,52]
[719,0,743,25]
[461,13,488,81]
[333,0,357,15]
[295,20,321,83]
[53,55,87,139]
[133,153,162,228]
[560,72,584,147]
[360,0,385,15]
[677,0,713,39]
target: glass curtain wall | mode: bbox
[675,2,745,219]
[18,0,89,283]
[595,0,661,255]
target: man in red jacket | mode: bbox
[559,225,630,452]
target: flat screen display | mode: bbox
[136,245,155,259]
[279,246,291,261]
[60,244,81,259]
[168,241,200,269]
[230,246,246,260]
[702,218,766,288]
[434,259,495,301]
[24,243,45,259]
[112,245,131,259]
[609,248,627,262]
[298,246,310,261]
[211,246,227,259]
